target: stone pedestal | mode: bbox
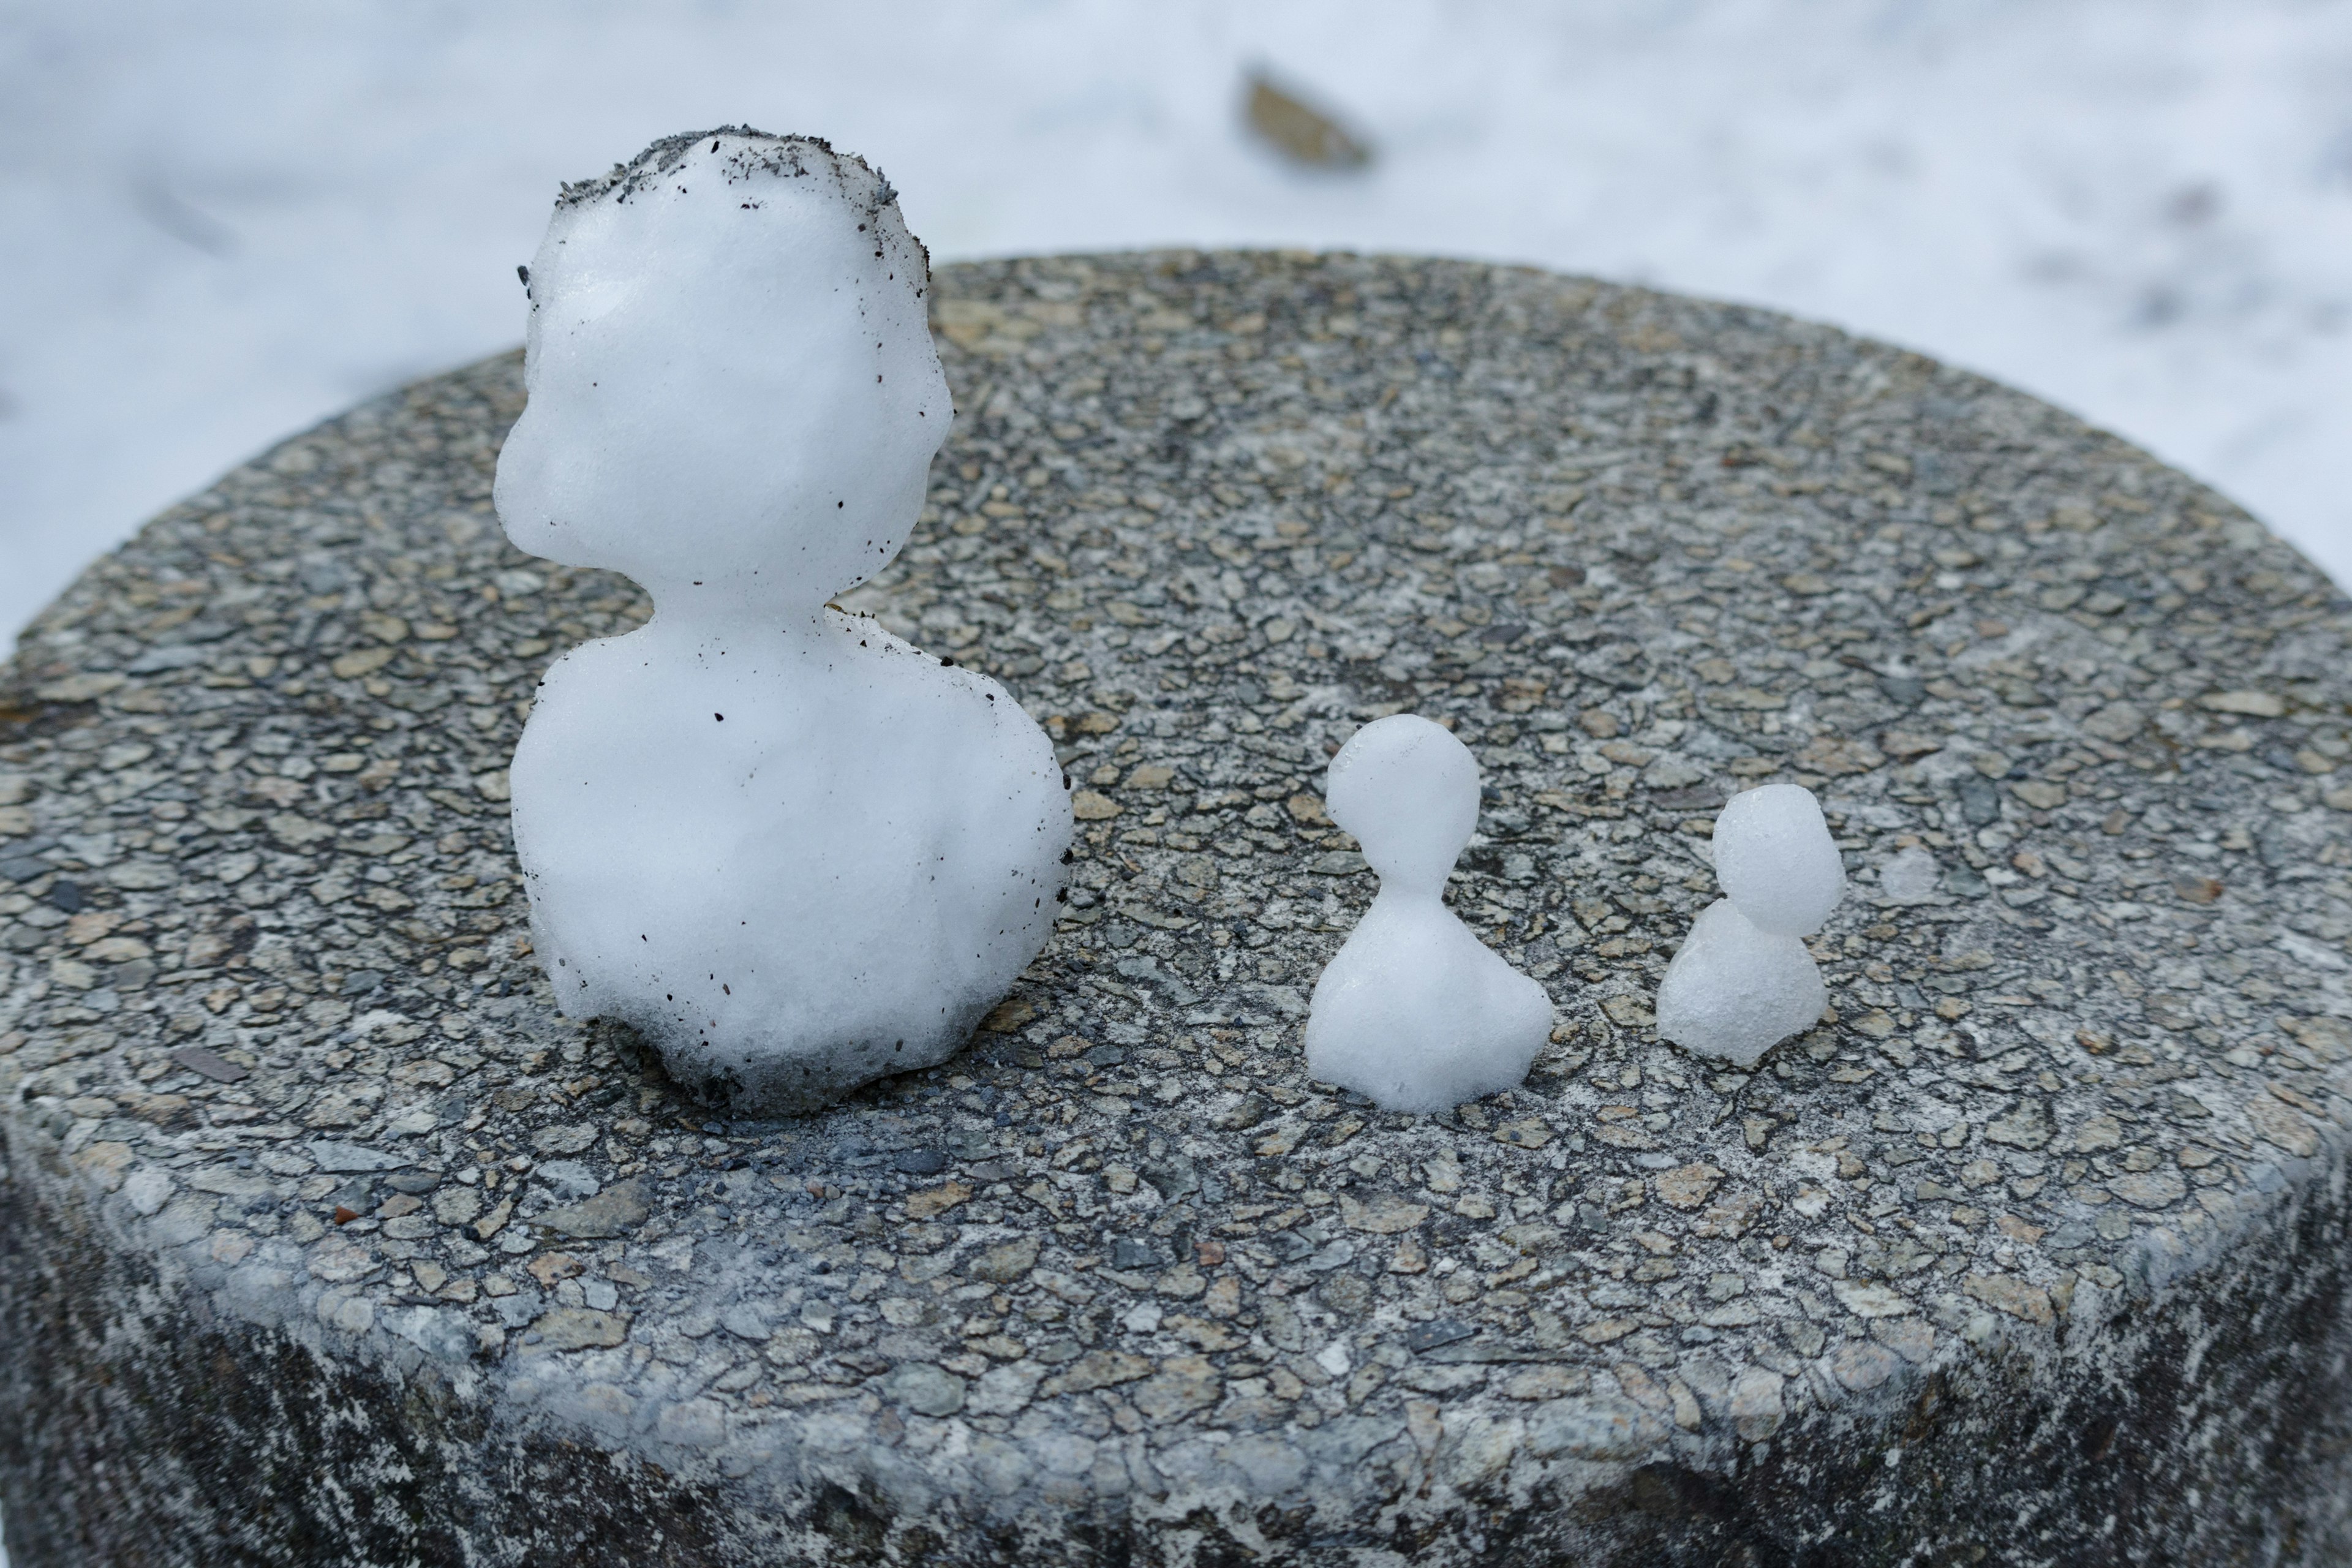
[4,253,2351,1566]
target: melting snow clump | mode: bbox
[1304,715,1553,1112]
[1657,782,1845,1066]
[495,128,1070,1114]
[1879,843,1941,905]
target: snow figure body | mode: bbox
[1304,715,1553,1114]
[495,130,1069,1113]
[1656,782,1846,1066]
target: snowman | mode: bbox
[1655,782,1845,1066]
[494,130,1071,1114]
[1303,715,1554,1113]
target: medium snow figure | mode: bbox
[1656,783,1846,1066]
[1303,715,1553,1113]
[494,130,1070,1113]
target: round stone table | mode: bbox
[4,253,2351,1567]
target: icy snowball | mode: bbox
[1709,782,1845,937]
[1654,902,1826,1068]
[495,129,1070,1113]
[1656,782,1845,1066]
[1303,715,1553,1113]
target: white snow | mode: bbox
[500,132,1069,1112]
[1657,783,1845,1065]
[1709,783,1848,937]
[1654,899,1828,1068]
[1305,715,1552,1112]
[2,0,2351,653]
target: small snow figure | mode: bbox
[494,130,1070,1114]
[1656,783,1847,1066]
[1303,715,1553,1113]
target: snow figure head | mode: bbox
[494,129,951,611]
[1709,783,1847,935]
[1325,714,1481,897]
[1656,782,1846,1067]
[1305,715,1552,1114]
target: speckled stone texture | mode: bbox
[5,253,2352,1567]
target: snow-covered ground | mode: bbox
[2,0,2350,1551]
[2,0,2350,651]
[2,0,2349,651]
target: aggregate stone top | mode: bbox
[4,251,2352,1561]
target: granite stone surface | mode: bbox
[4,252,2352,1566]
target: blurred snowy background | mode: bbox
[0,0,2350,654]
[2,0,2351,656]
[0,0,2349,1536]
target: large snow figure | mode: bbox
[495,130,1070,1113]
[1655,782,1845,1066]
[1304,715,1553,1113]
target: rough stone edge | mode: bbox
[8,1090,2352,1564]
